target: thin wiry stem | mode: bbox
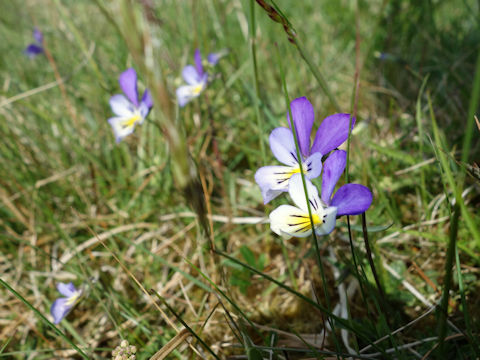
[275,44,341,356]
[361,213,385,303]
[249,0,266,163]
[437,204,460,354]
[255,0,341,112]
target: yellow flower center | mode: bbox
[66,291,81,305]
[287,213,322,234]
[122,113,141,128]
[192,84,203,95]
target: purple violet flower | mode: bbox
[176,49,208,107]
[207,49,227,66]
[207,53,221,65]
[255,96,355,204]
[269,153,372,237]
[50,282,83,324]
[24,28,44,58]
[108,68,153,143]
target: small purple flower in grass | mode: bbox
[207,49,227,66]
[24,28,44,58]
[269,151,372,238]
[176,49,208,107]
[51,282,83,324]
[255,96,355,204]
[207,53,221,65]
[108,68,153,143]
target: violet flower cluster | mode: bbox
[176,49,222,107]
[255,97,372,237]
[24,28,44,58]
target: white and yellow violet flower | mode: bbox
[269,174,338,238]
[176,49,209,107]
[108,68,153,143]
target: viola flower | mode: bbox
[50,282,83,324]
[207,49,227,66]
[269,151,372,238]
[255,97,355,204]
[176,49,208,107]
[24,28,44,58]
[207,53,221,66]
[108,68,153,143]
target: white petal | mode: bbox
[269,205,313,238]
[305,152,323,180]
[108,117,136,143]
[288,174,322,213]
[255,165,302,204]
[176,83,204,107]
[138,102,149,123]
[269,127,298,166]
[109,94,136,117]
[182,65,201,85]
[314,206,338,235]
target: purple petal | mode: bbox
[57,282,76,297]
[33,28,43,44]
[269,127,298,166]
[24,44,43,58]
[287,97,314,158]
[182,65,201,85]
[194,49,204,76]
[311,113,355,155]
[331,183,372,216]
[321,150,346,204]
[141,89,153,109]
[119,68,139,107]
[207,52,220,65]
[139,102,150,120]
[51,298,71,324]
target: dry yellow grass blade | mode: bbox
[150,328,190,360]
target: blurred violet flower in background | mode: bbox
[207,53,221,65]
[108,68,153,143]
[255,97,355,204]
[207,49,227,66]
[176,49,208,107]
[24,28,44,58]
[50,282,83,324]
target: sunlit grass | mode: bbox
[1,0,479,359]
